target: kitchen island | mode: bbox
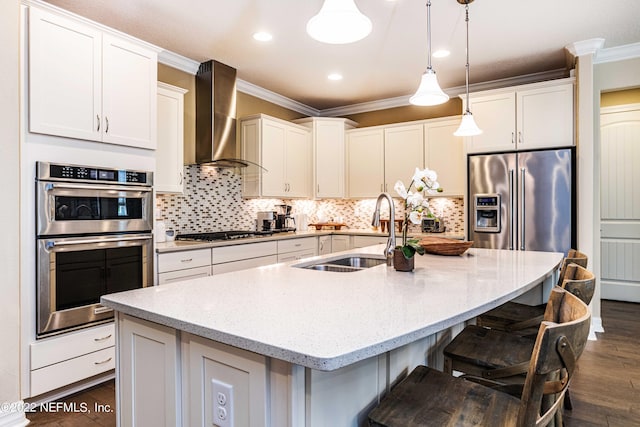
[102,246,562,427]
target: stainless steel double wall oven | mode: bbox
[36,162,154,337]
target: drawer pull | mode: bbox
[94,334,112,342]
[295,243,301,247]
[94,357,113,365]
[181,258,193,263]
[94,306,113,315]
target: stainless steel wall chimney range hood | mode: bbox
[195,60,248,167]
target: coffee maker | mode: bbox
[257,211,276,231]
[274,204,296,232]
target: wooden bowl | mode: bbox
[419,236,474,256]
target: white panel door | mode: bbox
[466,92,516,153]
[28,7,102,141]
[315,120,345,198]
[424,119,464,196]
[285,126,311,198]
[384,124,424,193]
[600,106,640,302]
[346,129,384,198]
[156,83,186,193]
[261,120,287,197]
[102,33,157,149]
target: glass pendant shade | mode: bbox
[306,0,372,44]
[454,111,483,136]
[410,68,449,106]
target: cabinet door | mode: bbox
[347,129,384,198]
[315,121,345,198]
[285,126,311,197]
[156,84,186,193]
[102,33,157,149]
[424,119,465,196]
[516,83,574,150]
[466,92,516,153]
[28,7,102,141]
[261,120,287,197]
[118,314,180,427]
[331,235,352,252]
[318,236,332,254]
[384,124,424,192]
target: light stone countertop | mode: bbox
[102,246,562,371]
[155,229,465,253]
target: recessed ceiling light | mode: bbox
[328,73,343,81]
[253,31,273,42]
[432,49,450,58]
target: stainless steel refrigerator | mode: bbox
[468,149,575,254]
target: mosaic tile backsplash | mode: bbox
[156,165,465,235]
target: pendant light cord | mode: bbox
[464,3,471,113]
[426,1,433,70]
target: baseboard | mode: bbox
[588,316,604,341]
[0,402,29,427]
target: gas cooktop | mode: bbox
[176,230,274,242]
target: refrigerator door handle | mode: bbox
[520,167,526,250]
[508,169,515,250]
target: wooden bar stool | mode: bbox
[368,287,591,427]
[477,249,588,334]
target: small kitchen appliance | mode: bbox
[274,204,296,232]
[421,217,446,233]
[257,211,276,231]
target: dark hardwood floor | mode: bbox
[26,300,640,426]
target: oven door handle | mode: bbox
[45,182,152,193]
[45,235,152,248]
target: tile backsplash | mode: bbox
[156,165,465,235]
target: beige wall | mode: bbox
[158,64,306,164]
[601,87,640,107]
[345,98,462,127]
[1,0,21,405]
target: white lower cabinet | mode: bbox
[211,241,278,274]
[157,248,211,285]
[352,235,388,248]
[30,323,115,396]
[331,235,352,252]
[118,314,180,427]
[277,237,317,262]
[318,235,332,254]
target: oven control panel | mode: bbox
[37,162,152,186]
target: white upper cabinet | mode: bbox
[241,114,312,198]
[465,79,574,153]
[28,7,158,149]
[424,118,464,196]
[294,117,357,199]
[156,83,187,194]
[384,124,425,192]
[346,128,384,198]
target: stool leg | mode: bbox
[564,387,573,410]
[443,356,453,374]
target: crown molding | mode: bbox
[565,38,605,57]
[235,80,320,117]
[322,68,569,116]
[158,50,200,74]
[595,42,640,64]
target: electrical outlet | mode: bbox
[212,379,234,427]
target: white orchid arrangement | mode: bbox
[394,167,442,259]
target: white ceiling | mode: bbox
[43,0,640,111]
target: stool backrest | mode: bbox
[556,249,588,286]
[561,263,596,306]
[517,287,591,427]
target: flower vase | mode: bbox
[393,250,415,272]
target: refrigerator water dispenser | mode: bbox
[474,194,501,232]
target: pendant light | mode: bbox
[410,1,449,106]
[307,0,372,44]
[454,0,482,136]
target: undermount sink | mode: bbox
[295,256,386,272]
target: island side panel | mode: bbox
[117,313,182,426]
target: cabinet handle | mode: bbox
[511,132,515,144]
[94,334,112,342]
[518,131,522,144]
[317,184,320,193]
[105,117,109,134]
[96,115,100,132]
[179,171,183,185]
[380,184,383,192]
[94,357,113,365]
[180,258,193,263]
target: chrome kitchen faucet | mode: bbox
[372,193,396,266]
